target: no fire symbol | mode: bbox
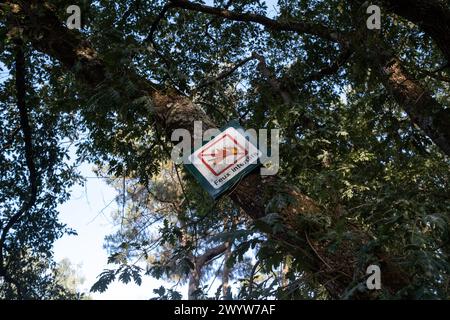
[186,124,262,195]
[198,134,248,176]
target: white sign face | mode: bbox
[188,127,261,189]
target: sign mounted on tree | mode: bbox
[185,121,262,199]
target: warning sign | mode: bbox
[185,121,262,199]
[199,134,248,176]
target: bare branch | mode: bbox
[374,53,450,156]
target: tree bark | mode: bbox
[367,40,450,156]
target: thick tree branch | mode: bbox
[145,3,174,44]
[169,0,450,157]
[168,0,346,43]
[197,243,229,268]
[0,43,35,299]
[370,42,450,156]
[188,242,229,299]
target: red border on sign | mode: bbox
[198,133,248,176]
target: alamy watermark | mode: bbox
[66,5,81,30]
[366,4,381,30]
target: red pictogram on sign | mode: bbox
[198,134,248,176]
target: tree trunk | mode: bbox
[368,40,450,156]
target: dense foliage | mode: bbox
[1,0,449,299]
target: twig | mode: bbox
[304,232,332,270]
